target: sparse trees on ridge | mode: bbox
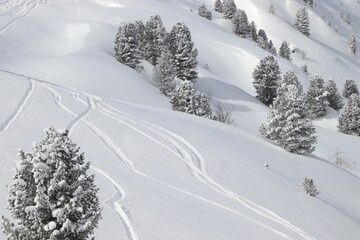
[1,127,101,240]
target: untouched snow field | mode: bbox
[0,0,360,239]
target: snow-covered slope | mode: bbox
[0,0,360,239]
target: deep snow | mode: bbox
[0,0,360,239]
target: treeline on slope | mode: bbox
[203,1,357,55]
[114,15,234,124]
[253,55,360,154]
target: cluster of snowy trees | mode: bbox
[254,54,360,152]
[198,2,212,20]
[114,15,198,82]
[213,0,278,55]
[1,127,101,240]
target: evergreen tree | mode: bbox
[169,22,198,81]
[257,29,268,50]
[134,20,146,59]
[252,55,281,106]
[1,127,101,240]
[248,21,258,41]
[342,79,359,98]
[326,79,343,111]
[294,6,310,37]
[305,75,329,118]
[279,41,291,60]
[198,2,212,20]
[260,83,316,154]
[214,0,223,13]
[144,15,167,65]
[281,71,303,93]
[267,40,277,55]
[338,94,360,136]
[170,80,212,118]
[152,51,176,96]
[222,0,237,19]
[232,9,250,38]
[348,33,357,54]
[301,64,309,75]
[301,178,319,197]
[114,22,142,69]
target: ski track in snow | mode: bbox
[98,103,316,240]
[91,166,140,240]
[0,78,35,133]
[0,69,317,240]
[0,0,44,37]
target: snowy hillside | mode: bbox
[1,0,360,239]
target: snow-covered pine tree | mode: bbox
[279,41,291,60]
[144,15,167,65]
[257,29,268,49]
[252,55,281,106]
[294,6,310,37]
[301,64,309,75]
[343,79,359,98]
[198,2,212,20]
[114,22,142,69]
[134,20,146,59]
[348,33,357,54]
[260,83,316,154]
[326,79,344,111]
[305,75,329,118]
[301,178,319,196]
[152,50,176,96]
[170,80,212,118]
[281,71,303,93]
[338,94,360,136]
[222,0,237,19]
[267,40,277,55]
[169,22,198,82]
[232,9,250,38]
[214,0,223,13]
[248,21,258,41]
[1,127,101,240]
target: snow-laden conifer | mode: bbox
[144,15,167,65]
[252,55,281,106]
[214,0,223,13]
[305,75,329,118]
[267,40,277,55]
[1,127,101,240]
[260,77,316,154]
[232,9,250,38]
[248,21,258,41]
[114,22,142,69]
[257,29,268,50]
[301,178,319,196]
[170,80,212,118]
[169,22,198,81]
[279,41,291,60]
[198,3,212,20]
[326,79,343,111]
[348,33,357,54]
[343,79,359,98]
[222,0,237,19]
[152,51,176,96]
[338,94,360,136]
[294,6,310,37]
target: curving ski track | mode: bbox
[0,78,35,133]
[0,69,320,240]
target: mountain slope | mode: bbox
[0,0,360,239]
